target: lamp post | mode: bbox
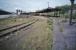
[16,9,18,15]
[69,0,75,25]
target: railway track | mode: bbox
[0,19,38,38]
[0,18,36,32]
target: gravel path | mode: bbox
[52,18,76,50]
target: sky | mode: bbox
[0,0,76,12]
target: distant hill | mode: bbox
[35,4,76,13]
[0,9,12,15]
[56,4,76,12]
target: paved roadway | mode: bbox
[52,18,76,50]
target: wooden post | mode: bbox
[69,0,75,25]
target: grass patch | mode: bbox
[47,18,53,31]
[59,23,64,32]
[20,17,53,50]
[0,17,35,25]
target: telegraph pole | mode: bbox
[48,2,50,8]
